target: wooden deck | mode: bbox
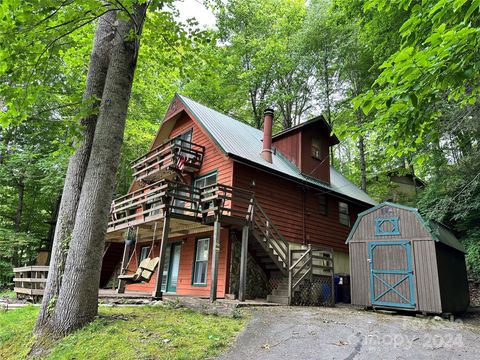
[131,138,205,183]
[13,266,48,297]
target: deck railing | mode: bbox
[13,266,49,299]
[288,245,334,305]
[131,138,205,183]
[108,180,203,230]
[200,184,255,222]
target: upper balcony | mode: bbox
[107,181,255,235]
[131,138,205,183]
[108,180,203,232]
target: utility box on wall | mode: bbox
[346,202,469,314]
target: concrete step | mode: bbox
[267,294,289,305]
[272,288,289,296]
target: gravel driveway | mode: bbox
[218,305,480,360]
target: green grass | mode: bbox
[0,305,246,360]
[0,289,16,299]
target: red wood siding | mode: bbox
[300,130,330,183]
[272,126,330,184]
[125,229,230,297]
[161,112,234,185]
[233,162,366,252]
[272,130,301,168]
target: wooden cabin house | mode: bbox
[102,94,376,304]
[347,202,469,314]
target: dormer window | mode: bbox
[312,138,322,160]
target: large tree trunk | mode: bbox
[11,177,25,267]
[358,134,367,192]
[35,11,116,333]
[47,3,147,336]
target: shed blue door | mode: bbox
[368,241,415,309]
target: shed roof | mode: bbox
[176,94,377,206]
[346,202,465,252]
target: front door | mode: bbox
[166,243,181,293]
[368,241,415,309]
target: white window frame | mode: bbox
[193,237,210,286]
[339,201,350,226]
[139,246,150,263]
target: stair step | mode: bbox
[272,288,289,296]
[267,294,289,305]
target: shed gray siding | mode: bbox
[348,202,469,314]
[349,206,431,242]
[412,240,442,313]
[349,242,370,306]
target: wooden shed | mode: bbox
[347,202,469,314]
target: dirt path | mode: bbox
[218,306,480,360]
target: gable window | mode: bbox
[319,194,327,216]
[339,202,350,226]
[174,129,193,159]
[139,246,150,263]
[193,237,210,285]
[174,129,192,145]
[311,138,322,159]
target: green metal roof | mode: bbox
[346,202,465,253]
[177,94,377,206]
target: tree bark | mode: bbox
[47,3,147,336]
[35,11,116,333]
[11,178,25,267]
[358,134,367,192]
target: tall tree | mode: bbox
[43,1,149,337]
[35,10,116,333]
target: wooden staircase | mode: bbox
[249,200,289,276]
[197,183,335,305]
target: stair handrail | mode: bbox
[250,199,290,267]
[288,245,312,304]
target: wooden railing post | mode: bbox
[239,225,249,302]
[210,214,221,302]
[153,216,170,299]
[288,246,292,305]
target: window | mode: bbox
[375,217,400,236]
[139,246,150,263]
[174,129,192,145]
[193,171,217,189]
[339,202,350,226]
[194,172,218,210]
[311,138,322,159]
[174,129,193,159]
[193,238,209,285]
[319,194,327,216]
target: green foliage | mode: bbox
[356,0,480,156]
[0,289,16,299]
[0,306,246,360]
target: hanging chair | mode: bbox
[118,256,160,283]
[118,224,160,284]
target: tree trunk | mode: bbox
[35,11,116,333]
[11,178,25,267]
[15,178,24,233]
[47,3,147,336]
[358,135,367,192]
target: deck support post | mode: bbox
[117,239,132,294]
[287,245,292,305]
[238,225,249,302]
[153,216,170,299]
[210,215,221,302]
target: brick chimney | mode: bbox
[261,108,274,163]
